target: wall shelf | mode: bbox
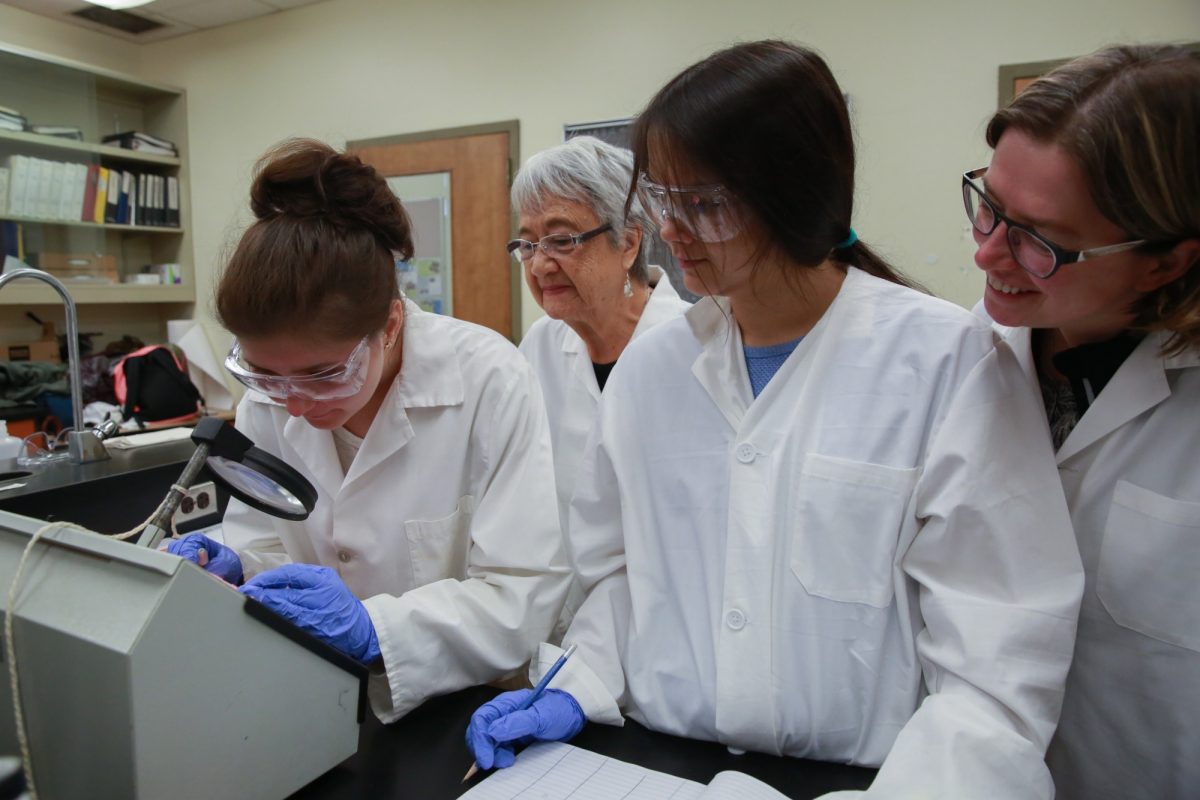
[0,38,194,346]
[0,129,181,167]
[0,282,192,305]
[0,213,182,234]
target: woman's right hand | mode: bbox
[465,689,587,769]
[166,533,244,585]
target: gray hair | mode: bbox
[512,136,653,285]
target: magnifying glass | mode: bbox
[135,416,317,549]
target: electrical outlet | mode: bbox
[174,480,217,525]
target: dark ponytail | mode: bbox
[217,138,413,341]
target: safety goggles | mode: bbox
[507,223,613,263]
[963,167,1148,279]
[636,173,743,243]
[16,428,74,467]
[224,335,372,402]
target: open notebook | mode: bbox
[461,741,790,800]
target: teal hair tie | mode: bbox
[835,228,858,249]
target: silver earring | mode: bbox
[623,274,633,298]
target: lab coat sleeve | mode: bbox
[361,365,572,723]
[527,401,628,727]
[217,396,293,578]
[836,340,1084,799]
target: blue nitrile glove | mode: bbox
[166,533,244,585]
[239,564,381,664]
[465,688,587,770]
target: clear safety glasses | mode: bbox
[636,173,743,243]
[962,167,1148,279]
[16,428,74,467]
[507,223,613,263]
[224,335,372,402]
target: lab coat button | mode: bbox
[735,443,756,463]
[337,550,352,563]
[725,609,746,630]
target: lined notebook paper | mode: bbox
[461,741,790,800]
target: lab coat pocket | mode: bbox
[1097,481,1200,652]
[791,453,918,608]
[404,495,475,587]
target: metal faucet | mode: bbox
[0,268,110,463]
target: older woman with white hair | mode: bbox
[510,136,690,633]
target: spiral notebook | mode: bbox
[461,741,790,800]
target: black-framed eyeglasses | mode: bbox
[962,167,1148,279]
[506,223,613,263]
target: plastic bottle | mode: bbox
[0,421,22,460]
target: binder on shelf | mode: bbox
[71,163,88,223]
[0,104,26,132]
[101,130,178,157]
[137,173,148,226]
[10,156,31,217]
[0,222,22,260]
[92,166,109,224]
[117,171,133,225]
[53,161,73,222]
[0,166,8,216]
[128,172,138,227]
[152,174,164,226]
[29,124,84,141]
[81,164,100,222]
[104,169,120,224]
[166,176,180,227]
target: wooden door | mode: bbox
[351,123,517,339]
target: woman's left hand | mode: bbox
[240,563,381,664]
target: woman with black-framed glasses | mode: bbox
[468,41,1083,799]
[971,44,1200,800]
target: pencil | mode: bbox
[462,644,578,783]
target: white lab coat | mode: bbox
[519,266,690,534]
[538,268,1084,799]
[982,310,1200,800]
[520,268,689,641]
[222,301,571,723]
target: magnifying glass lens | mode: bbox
[207,455,308,516]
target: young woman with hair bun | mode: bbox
[166,138,570,723]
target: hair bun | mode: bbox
[248,138,413,257]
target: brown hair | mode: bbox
[629,40,917,290]
[987,44,1200,354]
[216,138,413,341]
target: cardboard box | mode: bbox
[6,340,59,363]
[6,321,60,363]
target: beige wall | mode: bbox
[5,0,1200,336]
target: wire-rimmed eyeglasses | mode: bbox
[507,223,613,263]
[962,167,1148,279]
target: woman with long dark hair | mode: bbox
[468,41,1083,798]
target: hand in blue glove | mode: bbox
[465,688,586,770]
[166,533,244,585]
[239,564,381,664]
